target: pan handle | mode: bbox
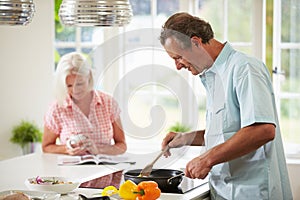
[167,172,185,185]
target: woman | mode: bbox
[42,52,127,155]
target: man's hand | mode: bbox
[185,151,212,179]
[161,132,186,157]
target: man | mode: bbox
[160,12,293,199]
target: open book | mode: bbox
[57,154,136,165]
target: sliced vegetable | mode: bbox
[35,176,44,184]
[30,176,72,185]
[102,185,118,196]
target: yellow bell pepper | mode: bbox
[119,180,138,200]
[102,185,118,196]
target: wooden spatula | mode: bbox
[139,145,170,177]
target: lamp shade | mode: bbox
[59,0,133,27]
[0,0,35,25]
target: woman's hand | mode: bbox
[83,138,99,155]
[66,145,87,155]
[65,136,94,155]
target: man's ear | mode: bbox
[191,36,201,47]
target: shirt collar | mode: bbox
[200,42,235,77]
[215,42,234,64]
[63,95,72,108]
[93,91,103,105]
[62,90,103,108]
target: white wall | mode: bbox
[287,160,300,199]
[0,0,54,159]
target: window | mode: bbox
[194,0,264,59]
[54,0,106,67]
[273,0,300,156]
[54,0,265,153]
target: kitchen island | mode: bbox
[0,147,209,200]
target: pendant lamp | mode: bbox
[0,0,35,25]
[59,0,133,27]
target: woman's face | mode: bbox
[66,74,90,101]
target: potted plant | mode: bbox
[10,120,43,155]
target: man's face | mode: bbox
[163,37,212,75]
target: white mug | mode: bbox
[66,134,88,149]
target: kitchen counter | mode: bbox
[0,148,209,199]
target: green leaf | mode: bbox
[168,122,191,133]
[10,120,43,148]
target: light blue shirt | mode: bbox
[200,43,293,200]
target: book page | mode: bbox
[57,154,136,165]
[57,155,98,165]
[81,154,97,161]
[57,155,82,165]
[96,154,136,164]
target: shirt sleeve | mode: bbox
[44,102,61,135]
[235,63,276,128]
[98,91,121,123]
[110,96,121,122]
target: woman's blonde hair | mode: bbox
[54,52,94,105]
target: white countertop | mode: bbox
[0,147,209,200]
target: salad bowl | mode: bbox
[25,176,80,194]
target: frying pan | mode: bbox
[123,169,184,192]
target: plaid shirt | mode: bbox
[44,91,121,146]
